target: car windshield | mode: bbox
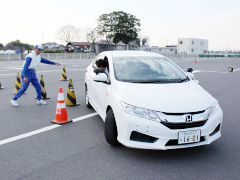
[113,56,188,83]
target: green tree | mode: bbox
[0,43,4,50]
[97,11,141,44]
[6,40,33,59]
[6,40,32,52]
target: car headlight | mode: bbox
[206,100,219,118]
[120,102,160,122]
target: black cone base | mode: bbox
[51,119,72,125]
[66,103,80,107]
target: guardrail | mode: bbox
[0,53,97,61]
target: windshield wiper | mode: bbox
[131,80,171,83]
[178,77,189,83]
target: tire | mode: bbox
[104,109,119,146]
[85,85,92,108]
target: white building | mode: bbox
[115,41,126,50]
[177,38,208,55]
[146,46,177,55]
[42,42,60,50]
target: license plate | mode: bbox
[178,130,201,144]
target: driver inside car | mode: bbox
[96,59,108,76]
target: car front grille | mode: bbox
[161,120,207,129]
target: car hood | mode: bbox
[114,81,214,113]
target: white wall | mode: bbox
[177,38,208,54]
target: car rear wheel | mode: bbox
[85,85,92,108]
[104,109,119,146]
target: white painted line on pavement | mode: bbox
[233,68,240,72]
[192,70,202,73]
[0,69,22,72]
[191,70,229,74]
[0,112,98,146]
[0,69,85,77]
[0,66,23,72]
[199,70,229,73]
[5,66,23,68]
[0,124,60,146]
[72,112,98,122]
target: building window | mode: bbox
[170,49,173,51]
[191,49,194,53]
[159,49,161,51]
[192,41,194,45]
[179,41,183,44]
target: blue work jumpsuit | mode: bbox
[13,51,56,101]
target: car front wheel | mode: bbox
[104,109,119,146]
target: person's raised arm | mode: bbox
[40,57,61,66]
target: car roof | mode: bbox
[105,51,165,58]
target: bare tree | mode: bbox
[56,24,80,44]
[86,27,102,53]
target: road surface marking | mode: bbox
[233,68,240,72]
[0,112,98,146]
[0,69,85,77]
[191,70,229,74]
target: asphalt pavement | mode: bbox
[0,56,239,180]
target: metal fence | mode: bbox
[0,53,97,61]
[0,52,235,61]
[159,54,199,58]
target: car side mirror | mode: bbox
[94,73,107,82]
[94,68,101,74]
[187,68,193,73]
[186,72,195,80]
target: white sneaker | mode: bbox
[11,100,19,107]
[37,99,47,105]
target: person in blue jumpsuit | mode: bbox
[10,45,61,107]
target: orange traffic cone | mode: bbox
[51,88,72,125]
[195,58,197,64]
[179,56,180,60]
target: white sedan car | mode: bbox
[85,51,223,150]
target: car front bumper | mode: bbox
[115,107,223,150]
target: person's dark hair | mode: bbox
[96,59,107,68]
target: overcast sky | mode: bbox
[0,0,240,50]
